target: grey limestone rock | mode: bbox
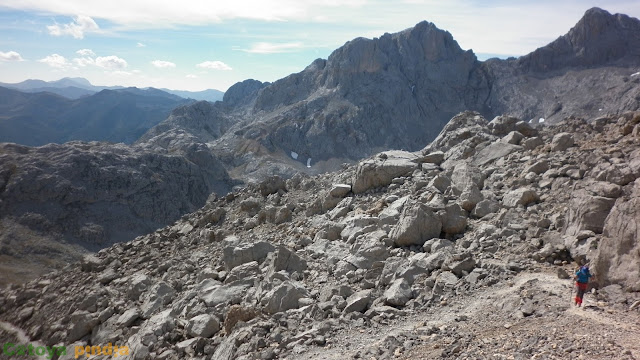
[389,200,442,246]
[187,314,220,338]
[503,188,539,208]
[564,189,617,235]
[222,241,276,270]
[594,179,640,290]
[263,281,310,314]
[343,290,372,313]
[551,133,575,151]
[352,151,419,194]
[384,279,413,307]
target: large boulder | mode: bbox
[389,200,442,246]
[263,281,310,314]
[564,188,617,235]
[441,203,467,235]
[503,188,539,208]
[551,132,574,151]
[352,151,419,193]
[383,279,413,307]
[222,240,275,270]
[472,142,522,166]
[593,180,640,290]
[187,314,220,338]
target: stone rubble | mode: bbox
[1,111,640,359]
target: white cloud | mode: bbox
[0,51,23,61]
[196,61,232,71]
[76,49,96,56]
[47,15,99,39]
[186,74,198,78]
[73,57,95,66]
[151,60,176,68]
[237,41,304,54]
[95,55,128,69]
[38,54,71,68]
[136,42,146,47]
[111,70,133,76]
[73,57,93,66]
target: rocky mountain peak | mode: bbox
[222,79,267,108]
[516,7,640,73]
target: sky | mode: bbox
[1,1,639,92]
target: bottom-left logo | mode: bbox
[3,343,130,359]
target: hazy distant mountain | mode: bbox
[0,86,193,146]
[0,77,225,101]
[161,88,225,102]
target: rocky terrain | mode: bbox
[0,141,235,285]
[1,110,639,359]
[1,6,639,294]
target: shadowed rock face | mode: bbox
[0,141,234,283]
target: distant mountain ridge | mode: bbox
[0,86,194,146]
[0,77,225,102]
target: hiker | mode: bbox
[574,265,593,307]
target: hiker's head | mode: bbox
[581,265,590,272]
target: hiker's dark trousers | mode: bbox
[575,282,588,306]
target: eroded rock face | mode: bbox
[594,179,640,290]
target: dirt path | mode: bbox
[298,268,640,360]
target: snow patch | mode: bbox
[291,151,298,160]
[539,118,545,123]
[631,72,640,77]
[306,158,312,168]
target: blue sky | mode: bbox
[1,1,639,92]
